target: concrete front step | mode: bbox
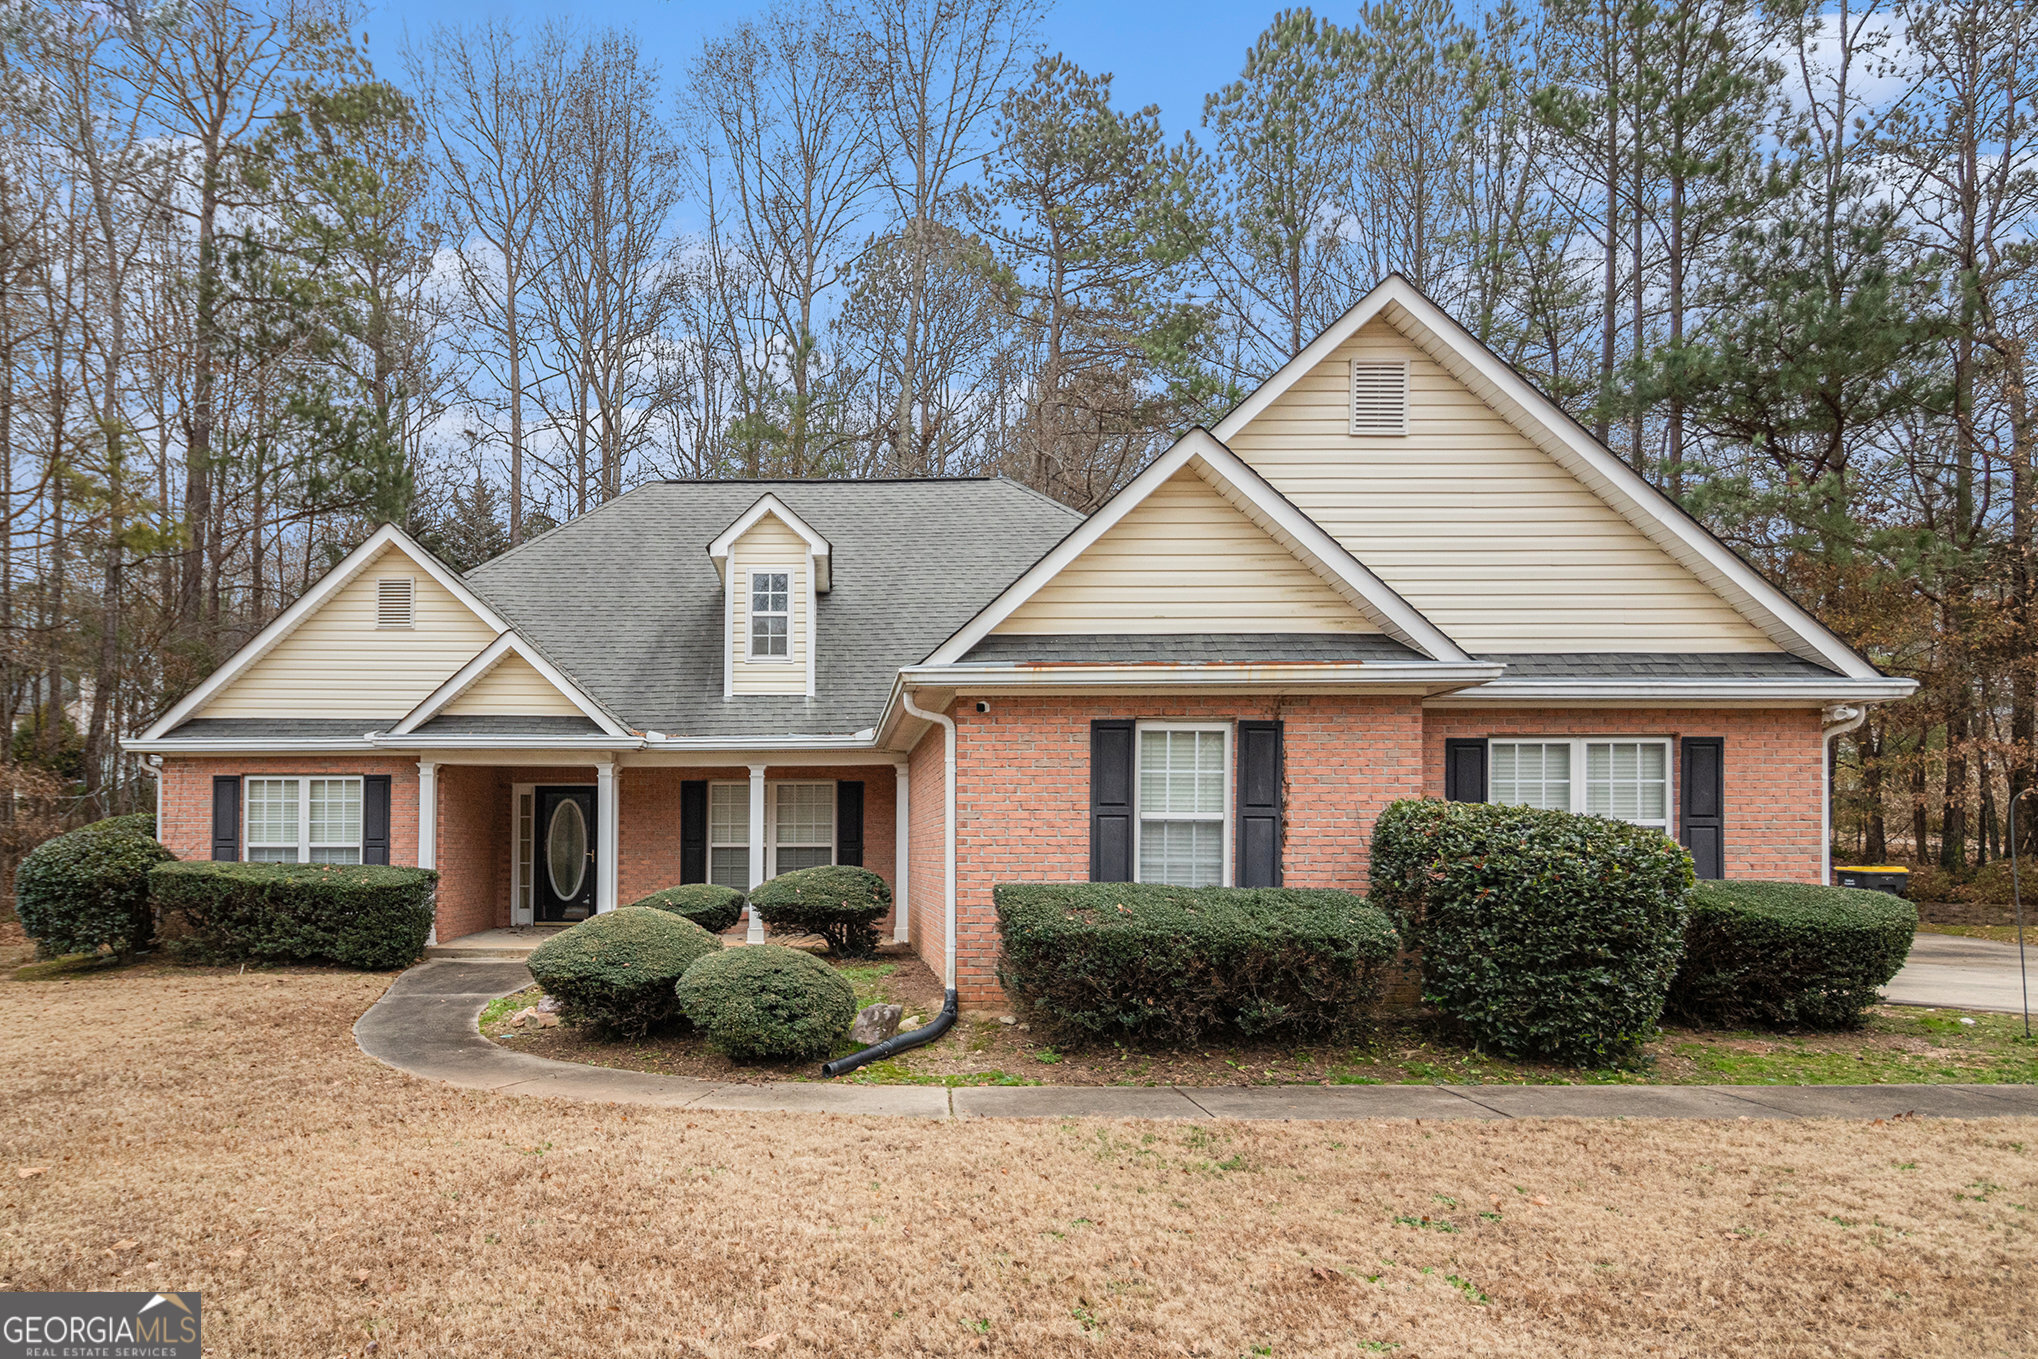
[424,927,566,960]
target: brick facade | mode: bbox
[157,756,901,944]
[156,756,421,865]
[897,697,1828,1006]
[916,693,1431,1006]
[1421,706,1826,882]
[158,703,1823,999]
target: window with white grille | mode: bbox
[245,776,363,863]
[1488,738,1671,832]
[1350,359,1409,436]
[376,576,415,629]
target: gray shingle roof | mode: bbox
[410,715,606,736]
[962,633,1427,664]
[1478,653,1840,679]
[162,717,379,741]
[463,479,1082,737]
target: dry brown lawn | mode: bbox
[3,965,2036,1358]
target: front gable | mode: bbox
[1222,315,1776,654]
[711,495,829,698]
[184,536,503,722]
[439,651,587,717]
[994,462,1379,635]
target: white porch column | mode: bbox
[893,761,910,943]
[595,760,619,913]
[746,762,768,942]
[417,759,438,945]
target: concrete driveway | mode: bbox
[1885,932,2037,1015]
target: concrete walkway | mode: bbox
[353,959,2038,1121]
[1886,932,2036,1014]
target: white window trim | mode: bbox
[746,566,796,663]
[708,778,837,884]
[244,775,365,863]
[1132,721,1233,887]
[1487,737,1675,831]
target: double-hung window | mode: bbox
[708,783,750,889]
[707,780,836,887]
[245,776,364,863]
[1135,724,1230,887]
[749,571,790,658]
[1488,738,1670,831]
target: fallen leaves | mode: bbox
[17,1166,48,1179]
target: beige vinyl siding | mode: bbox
[729,515,810,695]
[995,465,1376,634]
[202,545,501,718]
[1226,319,1780,653]
[440,652,585,717]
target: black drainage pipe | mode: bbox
[821,989,958,1078]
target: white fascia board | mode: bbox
[707,493,833,592]
[390,631,630,737]
[1427,677,1918,705]
[139,524,513,741]
[1215,274,1880,679]
[922,429,1470,664]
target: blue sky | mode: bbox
[363,0,1287,141]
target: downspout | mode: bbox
[822,689,957,1076]
[1821,704,1867,886]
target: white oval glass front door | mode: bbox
[547,798,588,901]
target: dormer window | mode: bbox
[750,571,790,658]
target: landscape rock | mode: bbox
[849,1002,904,1045]
[997,1015,1016,1025]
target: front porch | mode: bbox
[420,755,906,948]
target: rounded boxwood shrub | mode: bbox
[1371,798,1694,1066]
[995,883,1400,1044]
[748,865,890,957]
[629,883,745,935]
[151,861,437,970]
[527,907,721,1038]
[15,820,175,958]
[1667,880,1916,1030]
[673,944,858,1061]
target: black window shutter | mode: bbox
[1236,720,1284,887]
[836,780,865,867]
[680,780,708,884]
[1680,736,1725,879]
[361,775,392,865]
[1443,738,1488,802]
[1090,719,1136,882]
[211,775,241,861]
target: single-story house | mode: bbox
[126,277,1916,1005]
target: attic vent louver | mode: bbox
[376,577,416,629]
[1350,359,1409,436]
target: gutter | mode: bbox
[1821,704,1869,886]
[824,687,958,1077]
[1426,677,1919,704]
[894,660,1504,691]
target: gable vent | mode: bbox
[376,577,416,629]
[1350,360,1409,436]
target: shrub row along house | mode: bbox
[126,279,1916,1005]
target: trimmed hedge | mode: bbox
[151,861,437,970]
[749,865,891,957]
[674,944,858,1060]
[528,907,722,1038]
[1667,880,1916,1030]
[15,820,175,958]
[1371,799,1694,1065]
[994,884,1401,1044]
[630,883,745,935]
